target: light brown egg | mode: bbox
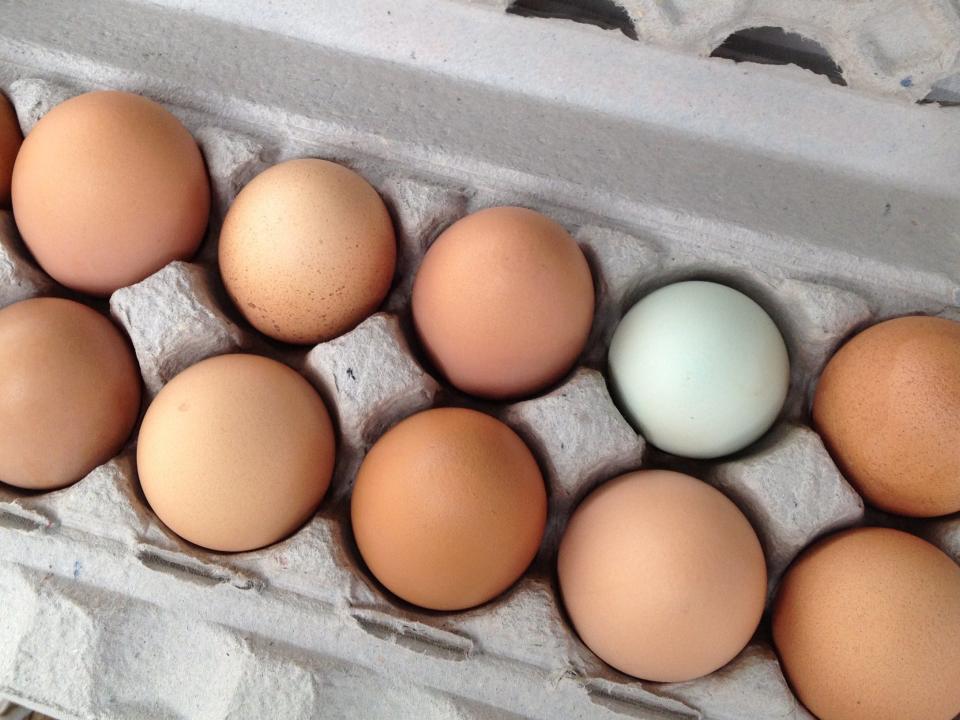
[137,354,335,552]
[558,470,766,682]
[0,298,141,490]
[0,92,22,207]
[219,158,396,344]
[773,527,960,720]
[351,407,546,611]
[412,206,594,400]
[813,315,960,517]
[11,90,210,296]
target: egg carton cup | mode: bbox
[0,2,959,719]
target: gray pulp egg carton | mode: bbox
[474,0,960,102]
[0,1,959,719]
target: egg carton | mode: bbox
[464,0,960,102]
[0,1,959,719]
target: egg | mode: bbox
[137,353,335,552]
[11,91,210,296]
[608,281,789,458]
[558,470,766,682]
[813,315,960,517]
[0,92,22,207]
[0,298,141,490]
[219,159,396,344]
[412,206,594,400]
[773,527,960,720]
[351,407,546,611]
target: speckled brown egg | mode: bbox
[773,527,960,720]
[0,92,21,207]
[351,407,547,611]
[813,315,960,517]
[558,470,766,682]
[412,206,594,400]
[11,91,210,296]
[137,354,335,552]
[218,158,396,344]
[0,297,141,490]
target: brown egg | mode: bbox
[0,92,22,207]
[11,91,210,296]
[137,354,335,552]
[412,206,594,400]
[219,159,396,344]
[351,407,546,611]
[813,315,960,517]
[558,470,766,682]
[0,298,141,490]
[773,528,960,720]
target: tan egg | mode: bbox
[0,92,21,207]
[351,407,546,611]
[0,298,141,490]
[11,90,210,296]
[412,206,594,400]
[813,315,960,517]
[558,470,766,682]
[137,354,335,552]
[773,528,960,720]
[219,159,396,344]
